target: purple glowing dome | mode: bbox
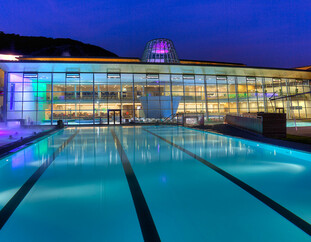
[141,38,179,63]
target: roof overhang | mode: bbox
[0,61,310,79]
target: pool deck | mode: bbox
[0,125,57,157]
[287,126,311,138]
[196,124,311,153]
[0,126,53,147]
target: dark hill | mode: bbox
[0,32,118,57]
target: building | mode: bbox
[0,38,310,125]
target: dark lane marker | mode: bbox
[0,130,79,230]
[143,128,311,237]
[111,129,160,242]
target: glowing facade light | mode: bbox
[216,76,227,80]
[107,73,121,78]
[0,54,20,61]
[66,73,80,78]
[146,74,159,79]
[183,75,195,80]
[23,73,38,78]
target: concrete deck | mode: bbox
[287,126,311,138]
[196,124,311,153]
[0,126,53,147]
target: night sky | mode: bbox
[1,0,310,68]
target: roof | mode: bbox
[179,59,245,67]
[0,60,310,79]
[295,65,311,71]
[19,56,141,63]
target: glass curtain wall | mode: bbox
[6,72,311,125]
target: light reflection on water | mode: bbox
[0,126,311,241]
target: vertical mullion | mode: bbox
[262,78,267,112]
[3,72,8,122]
[132,74,135,123]
[255,78,259,112]
[216,77,220,118]
[22,73,24,121]
[281,79,286,113]
[120,76,122,124]
[303,79,308,119]
[92,73,95,125]
[245,77,250,112]
[36,74,38,124]
[204,75,209,122]
[295,79,300,119]
[182,75,186,114]
[226,76,230,114]
[170,74,173,117]
[285,79,290,119]
[271,78,276,112]
[51,73,53,125]
[234,76,240,115]
[194,76,197,113]
[145,77,148,121]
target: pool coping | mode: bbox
[184,125,311,156]
[0,127,64,159]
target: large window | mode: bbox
[6,72,311,125]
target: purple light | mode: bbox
[154,49,169,54]
[142,38,179,63]
[12,156,25,168]
[152,42,169,54]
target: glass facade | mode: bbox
[141,38,179,63]
[5,72,311,125]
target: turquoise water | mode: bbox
[287,121,311,127]
[0,126,311,241]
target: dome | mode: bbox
[141,38,179,63]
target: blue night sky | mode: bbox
[1,0,310,68]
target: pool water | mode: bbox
[287,121,311,127]
[0,126,311,241]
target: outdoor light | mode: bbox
[216,76,226,80]
[0,54,19,61]
[246,77,256,81]
[66,73,80,78]
[23,73,38,78]
[183,75,195,80]
[146,74,159,79]
[108,73,121,78]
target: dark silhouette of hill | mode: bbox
[0,32,118,57]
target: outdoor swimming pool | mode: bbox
[0,126,311,241]
[287,121,311,127]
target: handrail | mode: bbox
[269,91,311,101]
[162,113,178,124]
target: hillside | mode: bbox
[0,32,118,57]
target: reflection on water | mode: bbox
[0,126,311,241]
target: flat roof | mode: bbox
[295,65,311,71]
[18,56,246,67]
[18,56,141,63]
[0,60,310,79]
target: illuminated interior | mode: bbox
[5,72,311,125]
[1,39,310,125]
